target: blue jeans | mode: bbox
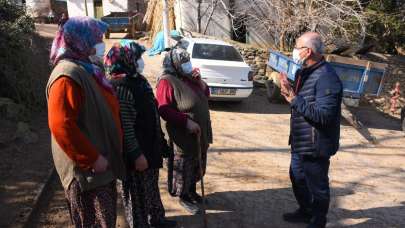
[290,153,330,226]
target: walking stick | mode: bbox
[196,135,208,228]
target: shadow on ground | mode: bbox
[169,187,405,228]
[209,88,290,115]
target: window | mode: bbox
[192,43,243,62]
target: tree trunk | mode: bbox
[197,0,202,33]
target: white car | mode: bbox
[178,38,253,101]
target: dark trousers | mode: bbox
[290,153,330,226]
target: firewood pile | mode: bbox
[143,0,176,41]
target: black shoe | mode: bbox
[151,218,177,228]
[189,191,204,204]
[283,209,312,224]
[306,217,326,228]
[179,195,200,215]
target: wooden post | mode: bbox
[162,0,170,48]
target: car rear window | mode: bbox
[192,43,243,62]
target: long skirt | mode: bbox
[121,168,165,228]
[168,146,208,197]
[65,179,117,228]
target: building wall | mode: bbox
[174,0,232,40]
[232,0,274,48]
[67,0,95,17]
[102,0,127,15]
[26,0,52,17]
[100,0,146,17]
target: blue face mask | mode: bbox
[93,42,106,58]
[181,61,193,75]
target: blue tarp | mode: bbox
[148,30,181,56]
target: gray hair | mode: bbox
[301,33,325,54]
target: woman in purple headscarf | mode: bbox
[47,16,125,227]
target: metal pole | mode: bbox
[162,0,170,49]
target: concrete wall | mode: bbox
[174,0,232,40]
[174,0,274,48]
[102,0,127,15]
[67,0,95,17]
[26,0,51,17]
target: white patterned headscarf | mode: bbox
[161,47,191,77]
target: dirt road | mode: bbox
[4,25,405,228]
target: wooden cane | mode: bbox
[196,135,208,228]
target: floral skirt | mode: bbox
[167,146,207,197]
[65,180,117,228]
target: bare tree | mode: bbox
[219,0,368,51]
[194,0,221,34]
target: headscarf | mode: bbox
[50,16,114,93]
[162,47,191,77]
[104,39,146,79]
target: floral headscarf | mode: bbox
[50,16,114,93]
[104,39,146,79]
[162,47,191,77]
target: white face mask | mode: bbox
[136,58,144,74]
[292,48,307,65]
[181,61,193,75]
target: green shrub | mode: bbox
[0,0,38,107]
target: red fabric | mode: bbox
[48,77,122,169]
[156,78,209,128]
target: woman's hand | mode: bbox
[134,154,149,172]
[186,119,201,136]
[192,68,207,91]
[192,68,201,80]
[92,155,109,173]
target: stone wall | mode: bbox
[236,47,269,81]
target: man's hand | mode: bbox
[279,72,296,103]
[92,155,109,173]
[134,154,148,172]
[186,119,201,136]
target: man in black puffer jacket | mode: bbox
[280,32,343,228]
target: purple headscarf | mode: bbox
[50,16,114,93]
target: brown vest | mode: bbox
[46,60,125,191]
[159,74,213,156]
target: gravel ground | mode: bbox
[2,25,404,228]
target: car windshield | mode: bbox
[192,43,243,62]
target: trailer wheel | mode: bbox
[265,72,282,103]
[401,108,405,131]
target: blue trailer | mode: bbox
[266,50,388,104]
[266,50,398,137]
[101,12,141,39]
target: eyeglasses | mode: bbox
[294,46,309,50]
